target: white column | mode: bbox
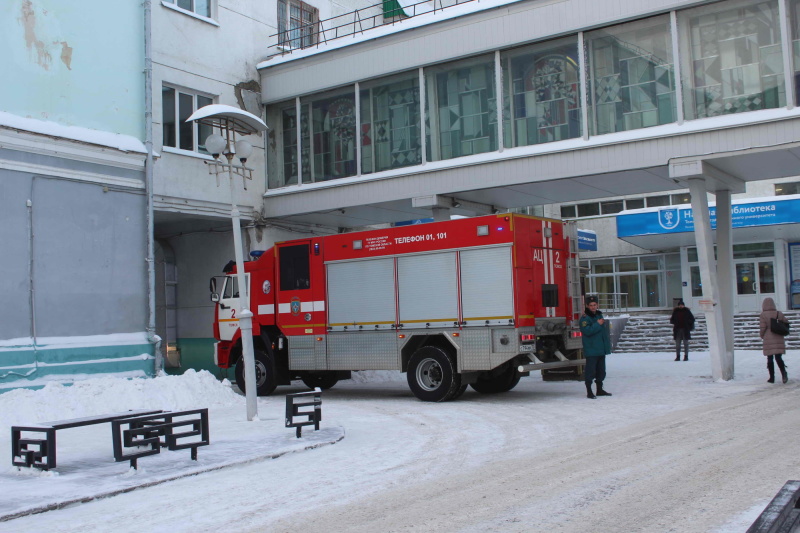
[715,190,735,378]
[688,177,730,381]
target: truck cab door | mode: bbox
[276,240,326,336]
[218,274,247,341]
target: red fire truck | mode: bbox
[210,213,584,402]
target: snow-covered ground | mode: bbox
[1,350,797,532]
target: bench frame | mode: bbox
[285,391,322,438]
[11,410,163,470]
[111,409,210,469]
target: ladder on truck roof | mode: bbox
[564,221,582,327]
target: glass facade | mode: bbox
[304,87,357,182]
[265,0,800,189]
[501,37,582,147]
[682,0,785,119]
[426,56,498,161]
[360,73,421,174]
[584,254,679,309]
[587,16,676,135]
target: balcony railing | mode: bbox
[270,0,481,56]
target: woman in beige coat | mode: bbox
[759,297,789,383]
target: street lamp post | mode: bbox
[187,105,268,421]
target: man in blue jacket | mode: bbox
[580,295,612,399]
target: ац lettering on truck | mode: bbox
[210,213,584,402]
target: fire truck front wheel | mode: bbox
[235,349,278,396]
[407,346,462,402]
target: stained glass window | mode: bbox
[501,37,582,147]
[425,56,498,162]
[587,15,676,135]
[682,0,785,119]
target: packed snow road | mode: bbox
[3,351,798,532]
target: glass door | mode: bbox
[735,260,776,312]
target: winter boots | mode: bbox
[777,356,788,384]
[767,356,789,384]
[596,383,612,396]
[587,383,611,398]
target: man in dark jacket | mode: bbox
[580,295,612,399]
[669,299,695,361]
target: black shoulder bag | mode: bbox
[770,311,790,336]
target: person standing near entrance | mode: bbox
[580,295,612,399]
[759,297,789,384]
[670,300,695,361]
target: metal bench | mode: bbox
[285,391,322,438]
[111,409,210,469]
[747,480,800,532]
[11,409,163,470]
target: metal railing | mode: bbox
[270,0,481,56]
[586,293,629,315]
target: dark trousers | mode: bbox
[675,329,689,358]
[585,356,606,386]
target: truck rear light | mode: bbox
[520,334,535,342]
[451,332,460,337]
[398,334,406,339]
[571,331,582,338]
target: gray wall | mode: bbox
[1,166,148,340]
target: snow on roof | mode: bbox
[0,111,146,153]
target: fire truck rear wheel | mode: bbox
[235,349,278,396]
[301,372,339,391]
[470,365,521,394]
[407,346,462,402]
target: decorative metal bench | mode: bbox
[285,391,322,438]
[111,409,210,469]
[11,409,163,470]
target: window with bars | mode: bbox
[278,0,319,50]
[162,86,214,153]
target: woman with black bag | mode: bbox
[759,297,789,384]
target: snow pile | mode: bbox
[0,370,241,428]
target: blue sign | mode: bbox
[617,198,800,238]
[577,229,598,251]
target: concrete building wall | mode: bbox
[0,0,145,138]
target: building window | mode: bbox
[361,73,421,174]
[164,0,210,17]
[577,202,600,217]
[671,192,691,204]
[646,195,670,207]
[426,55,498,162]
[501,37,582,148]
[587,15,676,135]
[682,0,785,119]
[303,87,357,182]
[560,205,577,218]
[775,182,800,195]
[625,198,645,210]
[601,200,624,214]
[790,0,800,104]
[278,0,318,50]
[162,86,213,153]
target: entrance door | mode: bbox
[735,260,776,312]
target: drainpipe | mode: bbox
[144,0,162,373]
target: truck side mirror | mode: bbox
[210,293,220,303]
[209,277,217,293]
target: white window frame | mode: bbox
[161,85,216,155]
[161,0,214,20]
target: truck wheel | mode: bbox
[301,372,339,390]
[407,346,462,402]
[470,364,521,394]
[235,348,278,396]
